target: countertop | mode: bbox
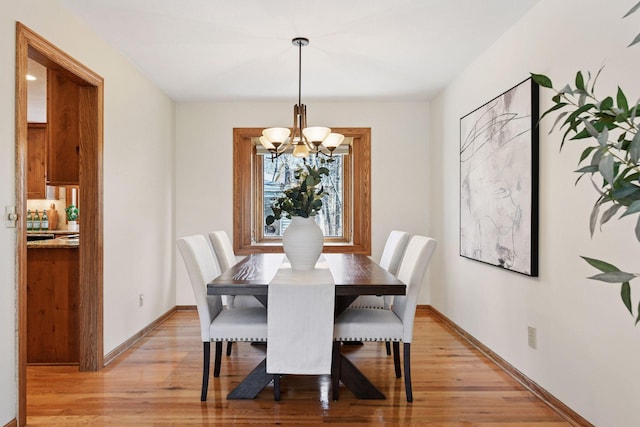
[27,230,79,235]
[27,237,79,249]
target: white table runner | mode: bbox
[266,257,335,375]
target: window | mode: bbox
[233,127,371,255]
[262,154,345,238]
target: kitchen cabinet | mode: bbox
[27,246,79,364]
[47,67,80,185]
[27,123,47,199]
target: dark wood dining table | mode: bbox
[207,253,406,400]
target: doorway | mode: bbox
[15,23,104,426]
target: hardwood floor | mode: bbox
[27,310,572,426]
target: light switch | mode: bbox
[5,205,18,228]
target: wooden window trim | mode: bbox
[233,127,371,255]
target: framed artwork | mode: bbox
[459,77,539,276]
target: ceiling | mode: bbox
[59,0,540,102]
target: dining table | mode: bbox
[206,252,406,400]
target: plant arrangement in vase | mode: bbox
[266,164,330,271]
[530,1,640,325]
[266,164,330,225]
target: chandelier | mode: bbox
[260,37,344,159]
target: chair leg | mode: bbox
[201,342,210,401]
[403,342,413,402]
[331,341,341,400]
[392,341,401,378]
[213,342,223,378]
[385,341,391,355]
[273,375,281,401]
[226,341,233,356]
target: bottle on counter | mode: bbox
[41,209,49,231]
[27,210,33,231]
[33,210,41,231]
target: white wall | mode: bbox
[175,101,430,304]
[429,0,640,425]
[0,1,175,423]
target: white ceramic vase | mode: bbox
[282,216,324,271]
[68,220,78,231]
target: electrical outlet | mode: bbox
[527,326,537,349]
[139,294,144,307]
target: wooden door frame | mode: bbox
[15,23,104,426]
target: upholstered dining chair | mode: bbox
[208,230,264,310]
[349,230,410,355]
[177,235,268,401]
[333,235,437,402]
[349,230,410,310]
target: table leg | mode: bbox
[226,359,274,399]
[332,342,385,400]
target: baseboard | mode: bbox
[3,418,17,427]
[176,305,197,310]
[103,306,177,366]
[425,305,593,427]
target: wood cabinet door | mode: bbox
[27,248,79,364]
[27,122,47,199]
[47,68,80,185]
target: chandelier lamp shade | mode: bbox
[260,37,345,159]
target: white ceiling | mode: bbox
[59,0,540,102]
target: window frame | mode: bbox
[233,127,371,255]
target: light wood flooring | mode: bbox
[27,309,572,426]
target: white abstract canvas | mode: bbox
[460,78,539,276]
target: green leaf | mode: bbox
[588,271,636,283]
[597,127,609,147]
[539,102,568,123]
[600,97,614,111]
[621,200,640,218]
[578,146,597,164]
[636,215,640,242]
[580,118,599,138]
[549,111,569,134]
[617,87,629,112]
[636,300,640,325]
[530,73,552,88]
[621,282,633,314]
[589,200,600,237]
[615,112,628,123]
[575,165,599,174]
[610,184,640,200]
[600,203,623,226]
[590,145,607,166]
[629,131,640,163]
[570,129,595,140]
[623,1,640,18]
[564,104,595,126]
[575,71,585,90]
[628,33,640,47]
[598,154,615,185]
[266,215,275,225]
[581,256,620,273]
[590,66,604,93]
